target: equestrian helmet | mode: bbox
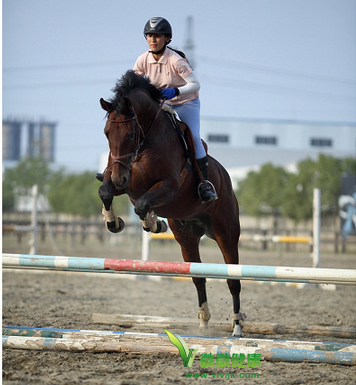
[144,17,172,38]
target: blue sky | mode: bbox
[2,0,355,172]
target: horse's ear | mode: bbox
[100,98,112,112]
[122,97,133,111]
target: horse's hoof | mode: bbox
[106,217,125,233]
[198,302,211,329]
[199,320,209,329]
[232,324,242,337]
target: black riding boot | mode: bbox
[95,173,105,182]
[196,156,218,203]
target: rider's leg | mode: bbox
[195,156,218,203]
[169,98,217,203]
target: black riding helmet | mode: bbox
[143,17,172,42]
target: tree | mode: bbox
[3,157,130,217]
[47,172,130,218]
[2,156,56,212]
[2,178,15,212]
[236,155,356,224]
[3,156,53,194]
[236,163,290,217]
[281,155,356,223]
[48,172,102,217]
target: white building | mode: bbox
[200,117,356,187]
[99,117,355,188]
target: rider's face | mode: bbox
[146,34,169,53]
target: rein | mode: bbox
[109,101,164,170]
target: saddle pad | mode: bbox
[163,108,208,159]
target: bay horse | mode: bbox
[98,70,244,336]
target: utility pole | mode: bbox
[183,16,195,69]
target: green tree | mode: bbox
[281,155,356,222]
[236,155,356,224]
[2,157,130,217]
[4,156,53,194]
[236,163,290,217]
[2,156,55,212]
[47,172,130,218]
[2,177,15,212]
[48,172,101,217]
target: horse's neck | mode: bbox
[135,101,163,137]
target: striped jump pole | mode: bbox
[2,326,356,365]
[3,253,356,285]
[90,314,356,339]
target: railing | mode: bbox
[3,219,355,253]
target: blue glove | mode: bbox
[161,88,179,100]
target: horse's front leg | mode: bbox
[134,180,176,233]
[98,179,125,233]
[140,210,168,233]
[134,180,176,219]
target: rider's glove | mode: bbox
[161,88,179,100]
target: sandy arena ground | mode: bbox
[2,234,356,384]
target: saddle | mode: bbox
[162,105,208,163]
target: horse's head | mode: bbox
[100,97,144,190]
[101,70,163,189]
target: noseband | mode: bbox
[108,103,163,171]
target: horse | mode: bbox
[98,70,244,336]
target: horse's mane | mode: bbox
[109,70,162,114]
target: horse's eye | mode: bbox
[128,132,135,141]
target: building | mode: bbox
[98,117,355,187]
[2,119,22,162]
[2,118,56,168]
[201,117,356,187]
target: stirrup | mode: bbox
[198,180,218,203]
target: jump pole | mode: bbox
[2,328,356,365]
[3,254,356,285]
[4,326,356,345]
[141,191,320,264]
[91,314,356,339]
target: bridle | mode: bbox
[108,101,164,171]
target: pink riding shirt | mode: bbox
[133,48,199,105]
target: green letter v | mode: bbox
[165,329,198,367]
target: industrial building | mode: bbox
[2,118,56,168]
[200,117,356,187]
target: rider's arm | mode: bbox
[176,72,200,96]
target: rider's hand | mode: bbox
[161,88,179,100]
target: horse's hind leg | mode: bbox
[168,219,211,329]
[227,279,245,337]
[212,216,245,336]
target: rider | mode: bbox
[96,17,217,203]
[133,17,217,203]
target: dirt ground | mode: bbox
[2,234,356,385]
